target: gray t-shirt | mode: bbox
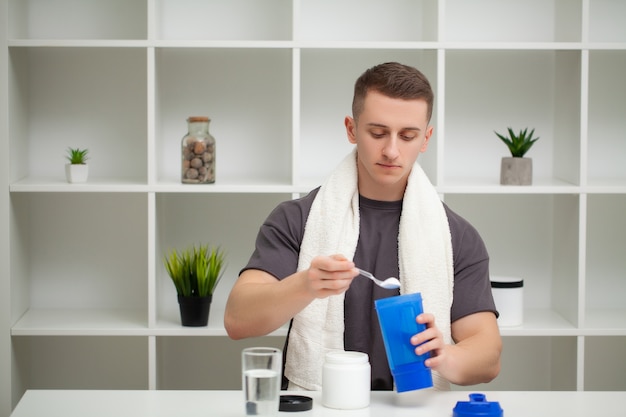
[242,187,496,390]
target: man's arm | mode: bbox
[224,255,357,340]
[412,311,502,385]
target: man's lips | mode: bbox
[377,162,400,169]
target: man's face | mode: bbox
[345,90,432,201]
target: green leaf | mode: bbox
[494,127,539,158]
[65,147,89,164]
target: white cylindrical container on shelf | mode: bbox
[322,350,370,409]
[490,276,524,327]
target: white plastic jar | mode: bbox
[491,276,524,327]
[322,350,370,409]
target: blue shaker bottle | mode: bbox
[375,292,433,392]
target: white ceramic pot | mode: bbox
[65,164,89,183]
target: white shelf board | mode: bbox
[584,179,626,194]
[440,41,584,50]
[13,308,578,338]
[7,39,149,47]
[7,39,294,49]
[12,177,592,195]
[439,177,580,194]
[11,309,148,336]
[11,308,289,338]
[497,309,579,336]
[10,177,305,194]
[151,178,297,194]
[14,39,624,51]
[154,307,288,337]
[586,42,626,50]
[583,309,626,336]
[10,177,148,193]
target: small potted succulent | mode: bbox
[163,243,226,327]
[495,127,539,185]
[65,147,89,183]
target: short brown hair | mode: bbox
[352,62,434,122]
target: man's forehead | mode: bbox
[359,93,430,125]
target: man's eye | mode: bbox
[370,131,386,138]
[401,135,417,141]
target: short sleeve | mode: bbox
[445,204,498,322]
[240,189,318,280]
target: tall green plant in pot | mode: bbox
[495,127,539,185]
[163,244,226,327]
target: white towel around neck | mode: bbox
[284,149,454,391]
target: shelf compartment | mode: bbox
[298,0,437,42]
[587,51,626,186]
[11,309,147,336]
[12,336,149,390]
[454,336,577,391]
[444,50,581,186]
[445,0,582,43]
[154,193,292,332]
[589,0,626,43]
[299,48,438,185]
[156,0,291,41]
[584,336,626,390]
[585,194,626,330]
[497,309,578,337]
[10,193,149,319]
[443,194,580,327]
[8,0,147,40]
[155,48,292,185]
[8,47,148,184]
[156,336,284,390]
[584,310,626,335]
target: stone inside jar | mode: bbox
[182,137,215,183]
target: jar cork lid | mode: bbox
[187,116,210,122]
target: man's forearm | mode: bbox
[439,312,502,385]
[224,270,314,339]
[439,338,501,385]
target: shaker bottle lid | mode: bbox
[453,393,503,417]
[279,395,313,412]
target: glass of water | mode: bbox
[242,347,282,416]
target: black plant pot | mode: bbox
[177,295,212,327]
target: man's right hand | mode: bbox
[224,254,357,339]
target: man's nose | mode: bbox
[382,137,400,159]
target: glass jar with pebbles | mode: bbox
[181,116,216,184]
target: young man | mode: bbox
[225,62,501,391]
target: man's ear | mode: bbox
[421,125,434,152]
[345,116,357,144]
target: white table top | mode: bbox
[10,389,626,417]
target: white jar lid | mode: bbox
[325,350,369,364]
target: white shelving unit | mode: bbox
[2,0,625,415]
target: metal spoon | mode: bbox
[356,268,401,290]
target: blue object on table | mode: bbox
[453,393,503,417]
[375,293,433,392]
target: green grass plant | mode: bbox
[164,244,226,297]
